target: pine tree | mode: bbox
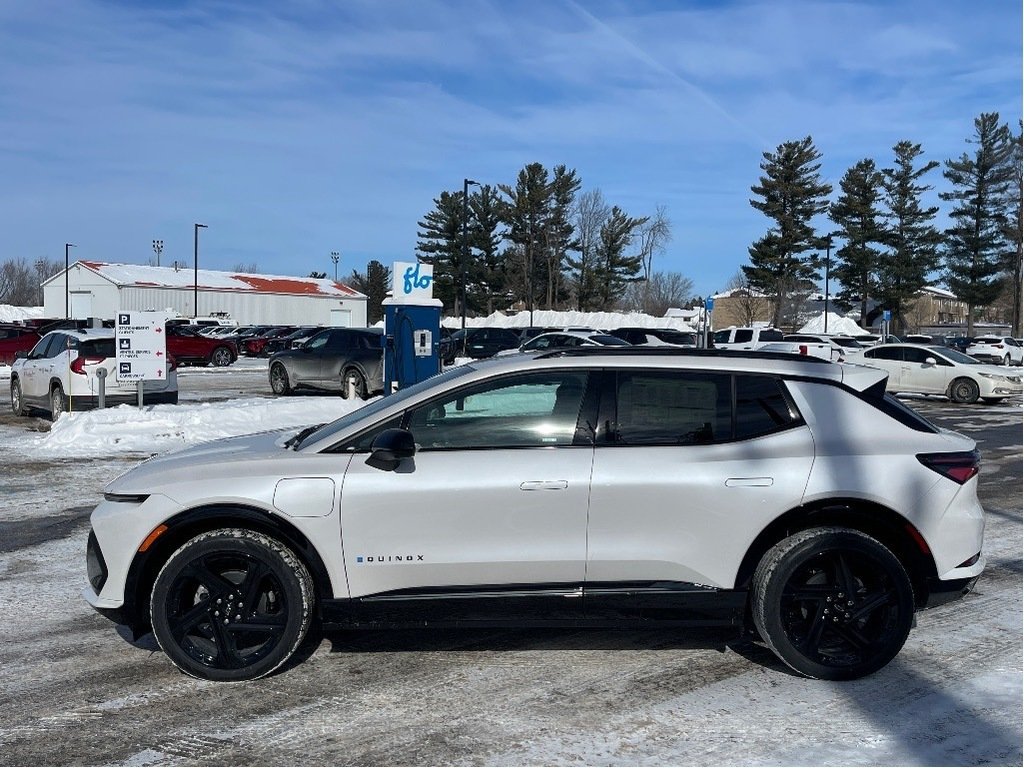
[878,141,942,332]
[594,206,648,309]
[829,158,885,326]
[414,191,463,313]
[941,113,1016,335]
[1001,125,1023,336]
[499,163,551,316]
[542,165,581,309]
[743,137,832,327]
[467,184,507,315]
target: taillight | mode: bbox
[917,450,981,484]
[993,344,1003,349]
[70,356,103,375]
[799,344,808,355]
[168,354,178,372]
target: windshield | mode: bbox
[294,364,477,449]
[929,346,979,365]
[591,334,631,346]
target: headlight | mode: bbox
[977,372,1009,382]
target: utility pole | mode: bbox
[193,223,207,318]
[461,178,480,330]
[152,239,164,267]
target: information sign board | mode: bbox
[115,311,170,382]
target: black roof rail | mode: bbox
[534,347,832,363]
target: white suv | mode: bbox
[10,328,178,419]
[84,349,985,682]
[966,336,1023,366]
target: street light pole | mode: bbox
[64,243,76,319]
[461,178,480,330]
[330,251,340,282]
[822,231,840,334]
[152,239,164,267]
[193,223,207,319]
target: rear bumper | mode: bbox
[924,575,980,608]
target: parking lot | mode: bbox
[0,361,1020,766]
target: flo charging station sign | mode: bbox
[115,311,170,382]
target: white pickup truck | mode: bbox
[711,326,786,350]
[761,334,848,361]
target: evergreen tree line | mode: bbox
[744,112,1023,335]
[414,163,679,317]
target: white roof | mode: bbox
[53,261,365,299]
[918,285,958,299]
[0,304,43,323]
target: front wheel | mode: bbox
[210,346,233,367]
[150,528,314,682]
[751,527,914,680]
[948,377,980,404]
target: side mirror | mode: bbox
[366,428,416,471]
[14,350,28,360]
[924,357,937,366]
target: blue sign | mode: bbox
[392,261,434,300]
[705,297,714,311]
[883,310,892,322]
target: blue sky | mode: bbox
[1,0,1020,297]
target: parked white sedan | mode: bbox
[847,343,1022,404]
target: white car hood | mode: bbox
[105,427,301,495]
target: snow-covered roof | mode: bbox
[918,285,959,300]
[798,312,865,336]
[51,261,365,299]
[0,304,43,323]
[711,287,769,300]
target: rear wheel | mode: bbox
[10,379,26,416]
[751,527,914,680]
[1002,353,1011,366]
[948,377,980,404]
[150,528,314,682]
[340,368,367,400]
[50,384,66,421]
[210,346,233,367]
[270,363,292,395]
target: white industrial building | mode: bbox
[42,261,368,326]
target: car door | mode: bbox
[289,330,330,386]
[860,346,905,390]
[19,334,59,403]
[584,369,815,620]
[320,330,359,389]
[337,370,595,623]
[901,346,951,394]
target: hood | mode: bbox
[105,427,297,496]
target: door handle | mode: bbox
[520,480,569,491]
[725,477,773,487]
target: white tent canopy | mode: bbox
[798,312,865,336]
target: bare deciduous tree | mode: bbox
[618,271,694,317]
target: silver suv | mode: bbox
[85,349,984,681]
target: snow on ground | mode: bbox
[25,396,376,458]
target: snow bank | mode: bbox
[442,309,695,332]
[0,304,43,322]
[798,311,865,336]
[27,396,376,458]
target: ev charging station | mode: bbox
[382,261,442,394]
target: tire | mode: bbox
[340,368,367,400]
[751,527,914,681]
[150,528,314,682]
[1002,354,1011,366]
[270,363,292,396]
[210,346,233,367]
[10,379,26,416]
[50,384,66,421]
[948,377,980,404]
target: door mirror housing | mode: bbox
[924,357,937,366]
[14,350,28,360]
[366,428,417,471]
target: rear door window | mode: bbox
[613,372,731,445]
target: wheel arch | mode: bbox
[734,499,938,607]
[120,503,335,638]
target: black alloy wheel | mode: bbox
[150,529,313,681]
[210,346,233,367]
[752,527,914,680]
[270,363,292,395]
